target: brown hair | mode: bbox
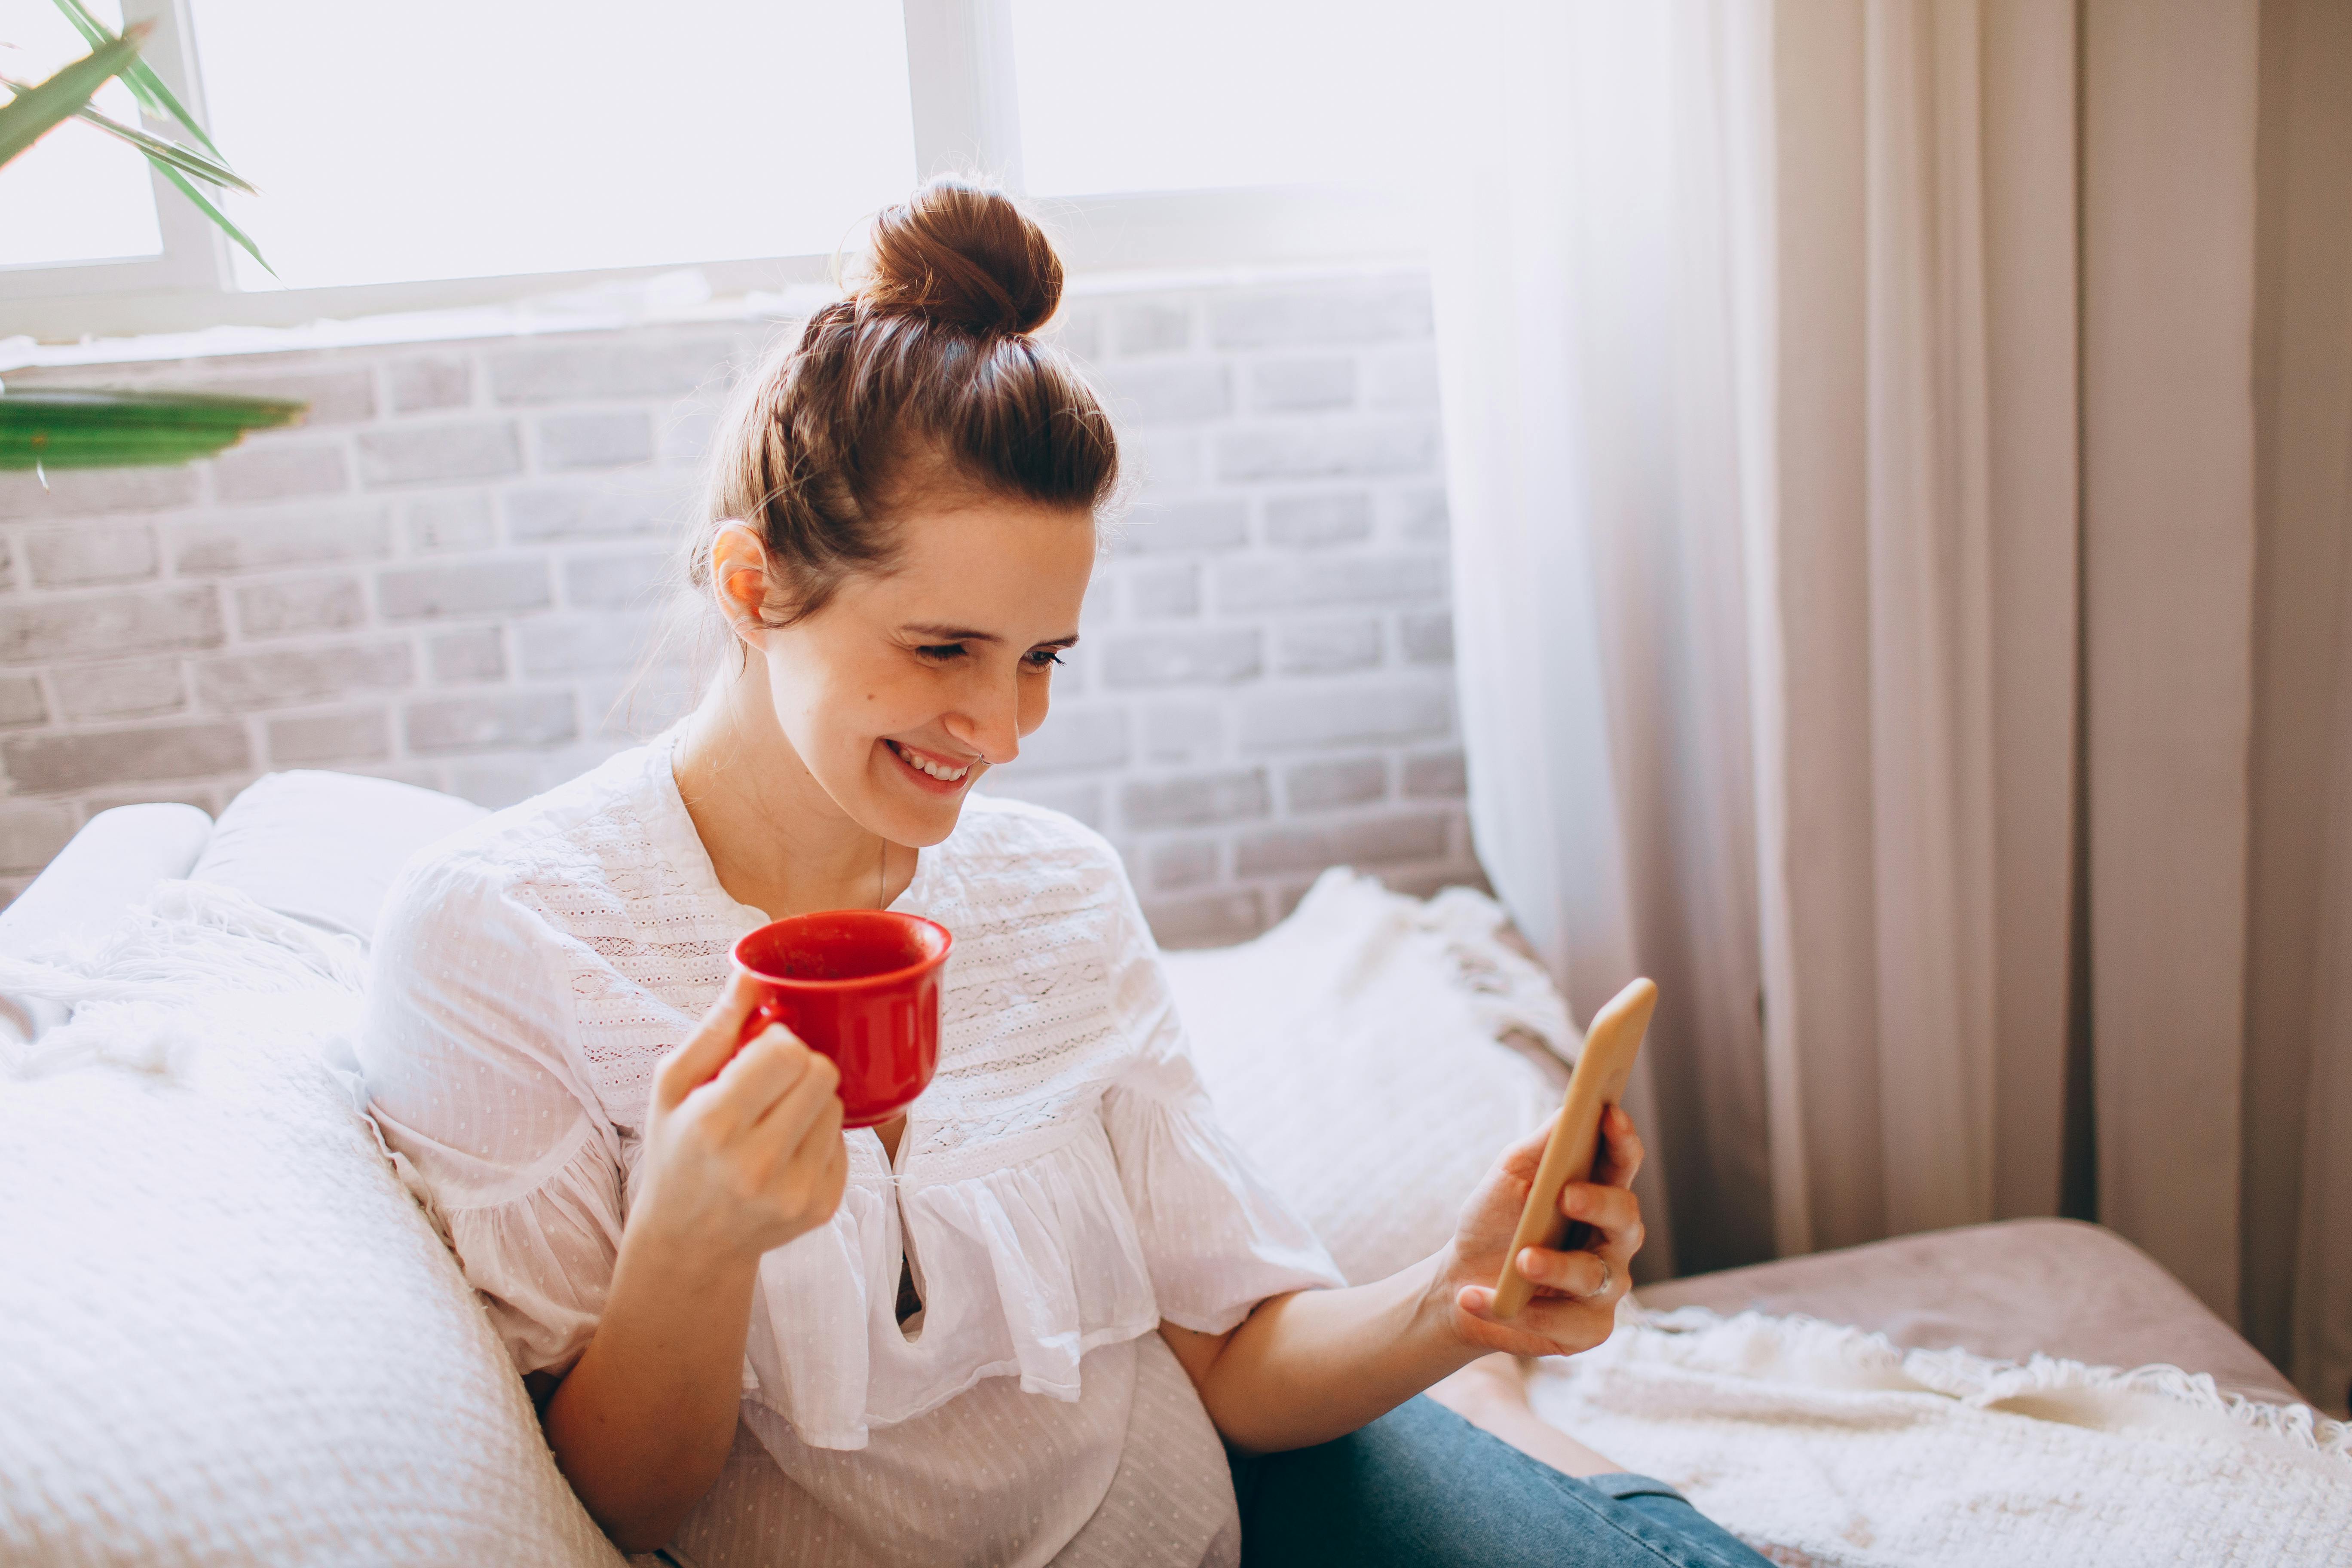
[695,177,1119,630]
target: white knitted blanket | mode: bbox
[1528,1302,2352,1567]
[1174,874,2352,1564]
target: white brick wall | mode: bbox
[0,269,1480,946]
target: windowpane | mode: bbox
[187,0,917,290]
[1011,0,1426,196]
[0,0,165,270]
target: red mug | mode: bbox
[731,910,952,1129]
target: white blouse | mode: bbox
[359,735,1342,1568]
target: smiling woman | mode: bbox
[351,174,1758,1568]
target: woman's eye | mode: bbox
[917,644,966,661]
[1024,649,1067,669]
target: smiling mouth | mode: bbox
[886,738,979,786]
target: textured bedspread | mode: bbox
[0,883,624,1568]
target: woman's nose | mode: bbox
[941,674,1022,766]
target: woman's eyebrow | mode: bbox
[902,623,1001,643]
[902,624,1081,646]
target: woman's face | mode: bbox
[750,497,1096,848]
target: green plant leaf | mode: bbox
[0,388,306,471]
[153,160,275,277]
[4,437,230,469]
[0,388,308,428]
[93,102,257,193]
[0,74,255,192]
[49,0,223,160]
[0,25,144,168]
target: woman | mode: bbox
[361,179,1768,1568]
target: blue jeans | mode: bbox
[1225,1395,1771,1568]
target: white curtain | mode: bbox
[1428,0,1778,1278]
[1432,0,2352,1412]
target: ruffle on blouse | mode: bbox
[441,1115,624,1378]
[742,1087,1338,1452]
[1101,1077,1342,1335]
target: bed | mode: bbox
[0,773,2337,1566]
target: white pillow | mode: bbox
[0,803,214,956]
[0,803,215,1044]
[0,887,622,1567]
[194,771,489,944]
[1168,869,1577,1286]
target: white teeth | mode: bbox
[892,742,969,782]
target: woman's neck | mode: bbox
[671,668,915,921]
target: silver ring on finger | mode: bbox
[1586,1258,1613,1300]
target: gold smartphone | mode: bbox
[1489,977,1656,1320]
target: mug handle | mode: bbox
[738,998,789,1048]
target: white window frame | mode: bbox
[2,0,229,303]
[5,0,1420,344]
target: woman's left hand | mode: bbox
[1432,1104,1646,1359]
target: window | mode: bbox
[0,0,163,267]
[186,0,917,291]
[1009,0,1425,196]
[6,0,1426,337]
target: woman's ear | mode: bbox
[710,521,775,644]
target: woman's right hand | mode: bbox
[631,970,850,1266]
[542,973,845,1550]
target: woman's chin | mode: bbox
[892,807,965,850]
[864,768,974,848]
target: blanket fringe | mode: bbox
[1279,869,1580,1062]
[1620,1300,2351,1456]
[1415,883,1580,1062]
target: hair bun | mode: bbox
[854,176,1063,336]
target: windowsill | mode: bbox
[0,271,828,374]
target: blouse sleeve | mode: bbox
[358,853,625,1378]
[1097,863,1344,1334]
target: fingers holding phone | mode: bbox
[1589,1103,1645,1191]
[1446,1106,1647,1359]
[1440,977,1654,1360]
[1456,1237,1626,1357]
[1547,1154,1644,1303]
